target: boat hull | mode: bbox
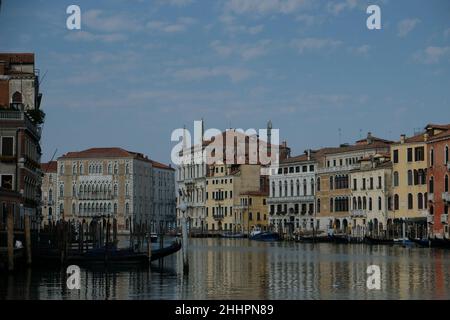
[250,232,280,242]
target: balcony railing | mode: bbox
[317,164,359,174]
[442,192,450,202]
[213,214,224,221]
[351,210,367,217]
[267,195,314,204]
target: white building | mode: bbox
[268,150,317,235]
[349,154,392,237]
[49,147,175,234]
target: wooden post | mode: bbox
[181,215,189,273]
[7,206,14,271]
[24,213,32,265]
[113,218,117,248]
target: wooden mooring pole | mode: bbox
[24,213,32,265]
[7,207,14,271]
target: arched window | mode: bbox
[125,203,130,214]
[80,164,83,175]
[430,148,434,166]
[284,181,288,196]
[48,207,52,218]
[126,164,130,174]
[317,199,321,213]
[271,182,275,197]
[303,179,307,195]
[72,185,76,196]
[317,178,321,192]
[330,198,334,212]
[418,193,423,210]
[408,193,413,210]
[296,180,300,196]
[378,196,382,211]
[358,196,362,210]
[445,175,449,193]
[407,170,413,186]
[393,171,399,187]
[429,176,434,194]
[310,178,314,195]
[48,189,53,202]
[290,180,294,197]
[114,203,117,214]
[363,196,367,210]
[72,203,76,214]
[445,145,449,164]
[279,181,282,197]
[369,197,372,211]
[114,164,118,174]
[79,203,82,214]
[353,197,357,210]
[72,165,77,175]
[12,91,22,103]
[394,194,399,210]
[114,184,118,196]
[330,176,334,190]
[59,184,64,197]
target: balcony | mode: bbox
[267,195,314,204]
[317,164,358,174]
[441,214,448,224]
[351,210,367,217]
[213,214,224,221]
[428,193,434,202]
[442,192,450,202]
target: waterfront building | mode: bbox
[316,133,392,234]
[267,150,317,236]
[0,53,44,232]
[349,154,392,237]
[237,183,269,233]
[389,125,449,238]
[56,147,175,233]
[205,163,263,233]
[176,121,291,234]
[40,161,57,225]
[425,124,450,238]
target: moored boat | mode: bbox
[249,227,280,242]
[364,236,394,245]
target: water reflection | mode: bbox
[1,239,449,300]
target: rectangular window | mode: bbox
[1,137,14,156]
[302,166,307,172]
[393,150,399,163]
[415,147,424,161]
[1,175,13,190]
[309,165,314,172]
[407,148,413,162]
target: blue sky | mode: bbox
[1,0,449,164]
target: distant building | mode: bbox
[54,147,175,233]
[268,150,317,236]
[425,124,450,238]
[349,154,392,237]
[40,161,57,225]
[316,133,392,234]
[0,53,44,231]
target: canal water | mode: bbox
[1,238,450,300]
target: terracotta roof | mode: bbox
[58,147,173,170]
[0,53,35,64]
[427,128,450,142]
[150,160,175,171]
[41,161,57,173]
[319,141,391,155]
[59,147,135,159]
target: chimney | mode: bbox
[306,149,311,161]
[424,133,429,142]
[400,134,406,144]
[367,132,373,144]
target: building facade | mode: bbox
[205,163,264,233]
[40,161,57,226]
[268,150,317,236]
[349,154,392,237]
[0,53,44,232]
[426,125,450,238]
[316,133,391,234]
[55,147,175,233]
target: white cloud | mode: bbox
[147,17,196,33]
[210,40,272,60]
[413,46,450,64]
[173,66,252,82]
[326,0,358,16]
[225,0,310,15]
[349,44,370,56]
[84,10,141,32]
[64,31,127,43]
[397,18,420,37]
[291,37,343,54]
